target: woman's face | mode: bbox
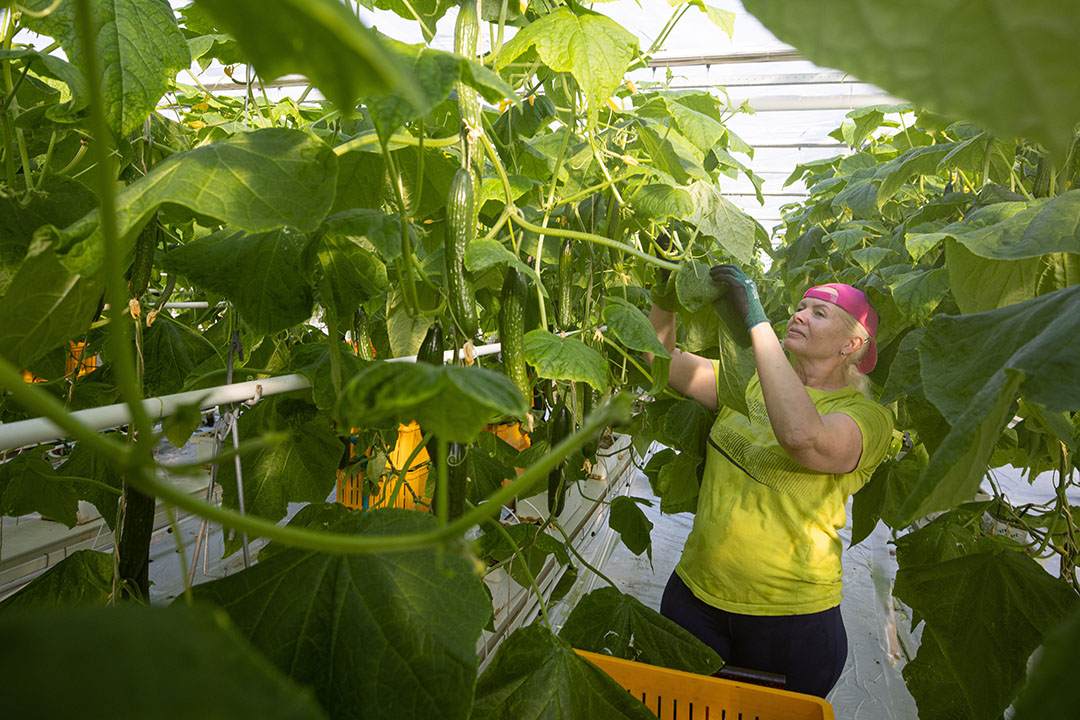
[783,297,856,360]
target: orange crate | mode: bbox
[576,650,834,720]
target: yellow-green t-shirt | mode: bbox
[675,368,893,616]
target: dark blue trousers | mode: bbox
[660,571,847,698]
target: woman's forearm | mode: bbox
[645,304,677,365]
[749,323,825,450]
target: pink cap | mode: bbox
[802,283,878,373]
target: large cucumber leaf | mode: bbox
[894,549,1080,720]
[194,0,417,110]
[602,296,669,359]
[0,549,113,613]
[896,286,1080,524]
[495,7,638,126]
[164,227,316,335]
[51,128,337,279]
[217,397,341,549]
[741,0,1080,159]
[340,361,530,442]
[558,586,721,674]
[0,605,326,719]
[192,509,490,720]
[23,0,189,137]
[523,330,609,393]
[472,622,654,720]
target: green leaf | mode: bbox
[218,397,342,532]
[685,182,757,265]
[194,0,416,111]
[192,510,489,720]
[1013,606,1080,720]
[496,7,638,125]
[331,151,385,214]
[142,315,218,396]
[315,231,389,320]
[674,260,722,313]
[898,287,1080,523]
[558,586,722,674]
[669,0,736,36]
[949,191,1080,260]
[475,522,570,589]
[54,128,337,279]
[465,238,542,286]
[324,208,419,264]
[368,39,517,141]
[657,452,701,514]
[523,330,609,393]
[24,0,190,137]
[888,268,950,325]
[894,550,1080,720]
[340,361,530,442]
[165,228,315,335]
[163,402,205,449]
[0,241,103,368]
[0,550,113,613]
[0,451,78,527]
[290,341,367,412]
[0,48,88,121]
[602,297,669,359]
[364,0,456,42]
[850,445,926,546]
[607,496,654,559]
[662,398,711,458]
[873,141,966,208]
[628,184,693,221]
[55,442,122,530]
[714,303,755,417]
[472,622,654,720]
[0,605,327,719]
[740,0,1080,159]
[945,239,1040,314]
[0,177,98,295]
[850,247,898,273]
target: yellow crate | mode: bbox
[336,422,430,511]
[577,650,834,720]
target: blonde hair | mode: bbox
[838,310,872,399]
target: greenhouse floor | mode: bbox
[596,460,920,720]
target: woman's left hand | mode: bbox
[710,264,769,330]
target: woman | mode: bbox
[645,264,894,698]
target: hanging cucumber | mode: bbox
[455,0,485,193]
[580,385,598,462]
[556,238,573,330]
[446,168,480,338]
[128,213,158,299]
[446,441,468,520]
[417,321,445,366]
[354,308,374,360]
[547,401,573,517]
[499,268,530,405]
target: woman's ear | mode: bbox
[844,336,865,356]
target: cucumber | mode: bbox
[128,214,158,299]
[557,238,573,329]
[547,401,573,517]
[417,321,445,366]
[455,0,485,185]
[354,308,374,360]
[499,268,530,404]
[580,385,598,462]
[447,441,467,520]
[445,168,479,337]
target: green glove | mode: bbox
[710,264,769,330]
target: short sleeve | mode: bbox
[841,399,894,476]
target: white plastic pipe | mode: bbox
[0,337,525,452]
[0,375,312,453]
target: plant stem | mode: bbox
[483,516,550,629]
[115,396,629,555]
[74,0,155,450]
[549,518,619,589]
[334,131,459,156]
[511,212,678,271]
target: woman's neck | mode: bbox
[790,355,848,391]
